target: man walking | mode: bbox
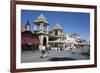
[39,44,47,58]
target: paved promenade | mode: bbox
[21,46,90,63]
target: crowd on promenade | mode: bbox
[39,44,89,58]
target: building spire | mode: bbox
[25,20,30,26]
[25,19,30,31]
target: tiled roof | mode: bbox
[21,37,40,45]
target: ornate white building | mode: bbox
[48,22,66,48]
[32,14,66,48]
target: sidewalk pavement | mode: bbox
[21,47,90,63]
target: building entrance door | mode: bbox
[43,37,46,46]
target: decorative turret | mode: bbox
[53,22,63,35]
[53,22,62,30]
[34,14,48,24]
[25,20,30,31]
[33,14,49,33]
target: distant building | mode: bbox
[66,33,89,46]
[66,34,76,44]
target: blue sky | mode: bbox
[21,10,90,40]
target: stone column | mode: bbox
[34,24,37,31]
[39,35,43,45]
[46,36,48,46]
[58,30,61,35]
[46,25,49,33]
[63,43,65,49]
[40,23,44,32]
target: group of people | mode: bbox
[38,44,88,58]
[38,44,74,58]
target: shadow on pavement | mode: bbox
[80,52,90,59]
[48,57,76,61]
[78,49,90,59]
[80,52,90,56]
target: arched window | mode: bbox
[55,30,58,35]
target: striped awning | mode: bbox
[21,37,40,45]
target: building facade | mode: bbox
[21,14,88,50]
[22,14,66,49]
[33,14,66,49]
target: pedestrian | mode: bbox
[39,44,42,57]
[42,45,47,58]
[39,44,47,58]
[70,45,72,51]
[69,45,73,53]
[46,45,50,53]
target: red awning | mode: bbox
[21,37,40,45]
